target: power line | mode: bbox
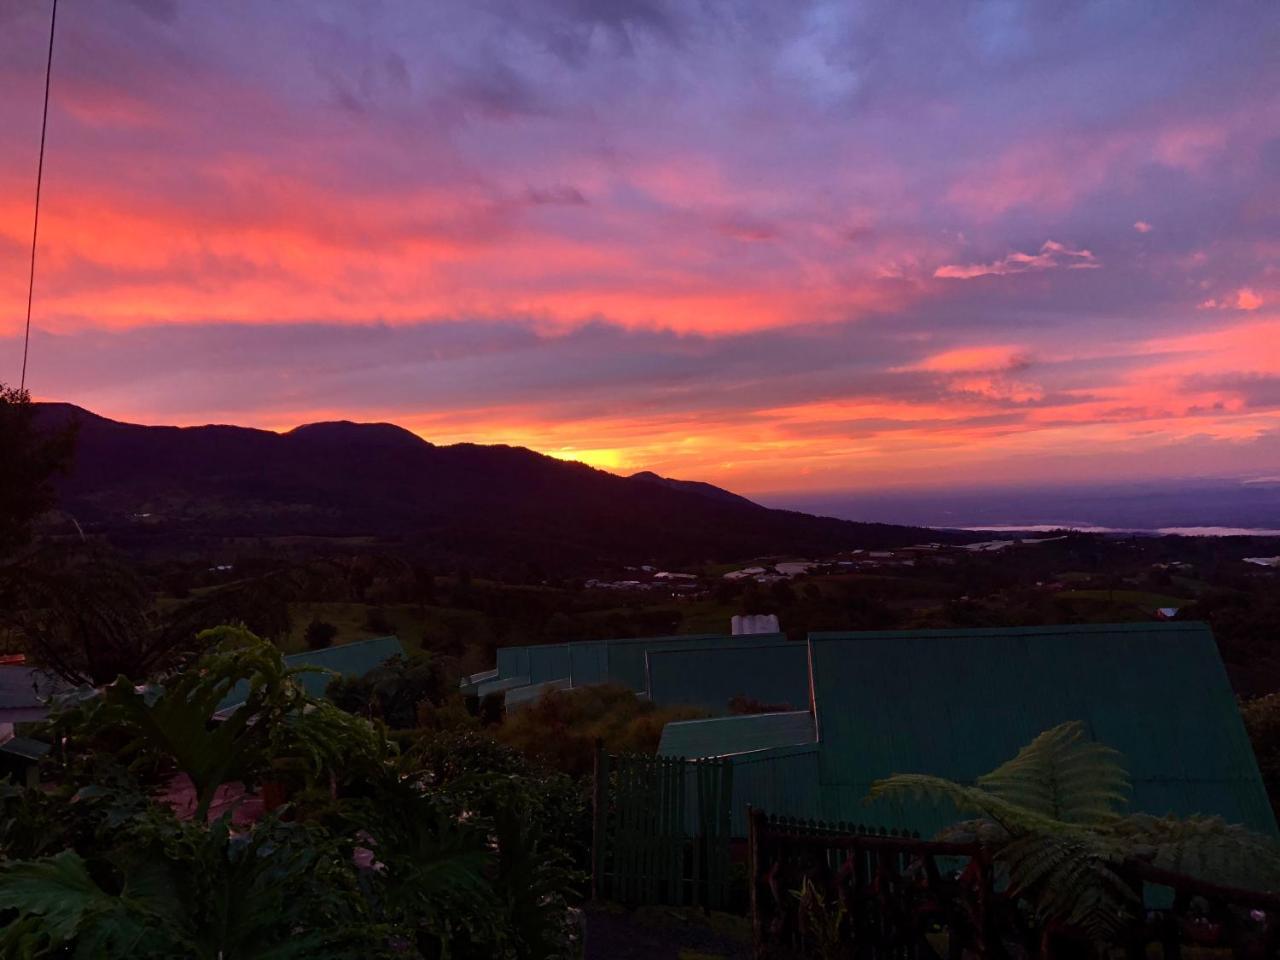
[20,0,58,393]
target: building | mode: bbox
[658,622,1276,838]
[646,641,807,715]
[464,631,790,712]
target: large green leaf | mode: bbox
[0,850,180,958]
[0,850,101,942]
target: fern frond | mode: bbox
[1000,832,1139,939]
[977,721,1129,824]
[868,773,1080,835]
[1110,813,1280,893]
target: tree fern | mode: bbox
[1109,813,1280,891]
[976,721,1129,824]
[868,720,1280,945]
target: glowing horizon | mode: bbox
[2,2,1277,495]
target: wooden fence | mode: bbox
[591,746,734,909]
[747,809,1280,960]
[747,809,989,959]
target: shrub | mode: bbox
[304,618,338,650]
[363,606,393,634]
[497,683,707,776]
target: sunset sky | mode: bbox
[1,1,1277,495]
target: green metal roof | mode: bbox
[490,633,784,693]
[569,641,607,685]
[809,623,1276,836]
[0,736,51,761]
[527,644,572,684]
[614,634,787,692]
[496,646,531,679]
[658,710,815,759]
[475,674,531,698]
[505,677,571,711]
[219,635,405,712]
[596,634,723,692]
[645,642,810,714]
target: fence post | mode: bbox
[748,806,766,960]
[591,738,606,901]
[716,757,733,910]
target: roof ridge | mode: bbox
[808,621,1207,641]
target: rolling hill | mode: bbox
[34,404,957,568]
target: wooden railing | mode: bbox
[747,809,989,959]
[747,809,1280,960]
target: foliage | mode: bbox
[1,544,168,686]
[727,694,796,715]
[162,572,296,646]
[305,618,339,650]
[0,384,76,558]
[402,728,592,869]
[327,653,454,730]
[791,877,849,960]
[869,721,1280,941]
[54,627,390,820]
[0,804,380,959]
[497,683,708,776]
[1241,692,1280,819]
[363,606,393,634]
[1,630,585,958]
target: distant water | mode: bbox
[954,524,1280,537]
[772,479,1280,535]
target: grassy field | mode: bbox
[283,601,501,655]
[1057,589,1191,610]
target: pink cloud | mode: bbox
[1133,220,1153,233]
[1199,288,1265,311]
[907,345,1030,372]
[934,240,1098,279]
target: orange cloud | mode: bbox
[907,345,1029,372]
[1198,288,1265,312]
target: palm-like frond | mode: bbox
[866,720,1280,944]
[869,721,1129,834]
[867,773,1075,835]
[278,699,392,780]
[977,721,1129,824]
[1109,813,1280,893]
[999,833,1139,939]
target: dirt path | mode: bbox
[583,903,752,960]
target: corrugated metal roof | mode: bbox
[809,623,1276,836]
[476,674,531,698]
[597,634,722,692]
[0,736,51,761]
[219,635,405,712]
[658,710,815,759]
[569,642,607,685]
[505,677,571,711]
[527,644,572,684]
[610,633,785,692]
[496,646,530,679]
[645,642,809,714]
[490,634,778,692]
